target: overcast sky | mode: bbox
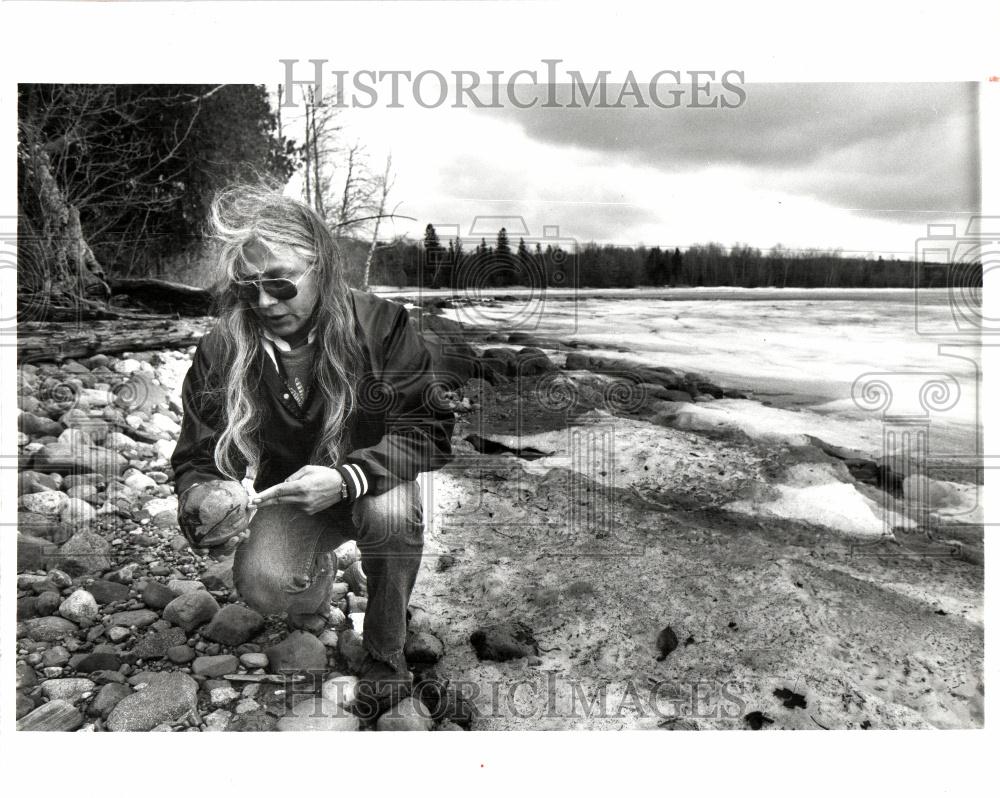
[291,82,980,256]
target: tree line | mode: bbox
[354,224,969,289]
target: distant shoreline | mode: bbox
[373,286,955,303]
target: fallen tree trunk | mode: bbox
[17,317,213,365]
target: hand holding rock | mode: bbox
[177,480,250,548]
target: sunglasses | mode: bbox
[231,263,316,302]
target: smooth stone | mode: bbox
[90,682,133,719]
[275,698,360,731]
[109,609,159,628]
[16,691,37,720]
[75,651,122,673]
[16,661,38,690]
[166,580,206,595]
[321,674,359,709]
[106,626,131,643]
[106,672,198,731]
[17,534,58,571]
[85,579,131,605]
[163,591,220,633]
[35,591,63,616]
[265,631,328,675]
[141,581,179,610]
[239,652,269,669]
[376,697,434,731]
[202,604,265,646]
[41,646,71,668]
[167,645,197,665]
[191,654,239,678]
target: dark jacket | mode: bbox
[171,289,455,501]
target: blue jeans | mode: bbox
[232,481,423,670]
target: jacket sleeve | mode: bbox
[170,333,234,497]
[336,304,456,500]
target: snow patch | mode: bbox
[725,481,890,538]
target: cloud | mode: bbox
[489,82,980,221]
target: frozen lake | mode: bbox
[408,288,982,463]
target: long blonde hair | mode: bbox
[206,185,367,481]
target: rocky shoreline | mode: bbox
[14,309,984,730]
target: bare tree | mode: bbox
[362,155,396,291]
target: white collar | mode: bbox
[260,324,318,353]
[259,324,317,370]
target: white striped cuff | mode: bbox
[335,463,369,502]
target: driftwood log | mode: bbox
[17,317,211,365]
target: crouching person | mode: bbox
[171,186,455,714]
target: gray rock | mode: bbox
[201,558,235,591]
[275,698,360,731]
[202,604,265,646]
[34,591,63,617]
[337,629,367,673]
[191,654,239,678]
[376,697,434,731]
[404,630,445,665]
[141,581,178,610]
[167,645,196,664]
[239,652,269,669]
[57,531,113,576]
[90,682,133,719]
[17,534,59,571]
[41,646,71,668]
[515,346,558,376]
[19,412,64,437]
[109,609,159,628]
[167,579,206,595]
[469,621,539,662]
[106,672,198,731]
[16,661,38,690]
[265,631,328,675]
[20,489,68,517]
[16,691,36,720]
[163,591,220,632]
[131,627,188,660]
[59,589,99,627]
[84,579,131,605]
[41,677,96,703]
[17,699,84,731]
[32,442,127,478]
[75,651,122,673]
[210,686,240,707]
[21,616,79,642]
[203,709,232,732]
